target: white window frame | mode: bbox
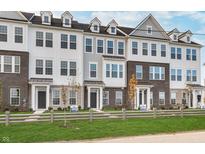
[150,91,153,104]
[119,64,123,78]
[106,39,114,55]
[147,26,152,35]
[132,41,138,55]
[61,34,68,49]
[136,65,143,80]
[115,91,123,105]
[142,42,148,55]
[36,59,44,75]
[0,25,7,42]
[159,91,165,105]
[4,55,12,73]
[85,37,93,53]
[103,91,109,105]
[69,61,77,76]
[69,90,77,105]
[105,63,111,78]
[149,66,165,80]
[45,60,53,75]
[96,38,104,54]
[171,92,176,104]
[14,56,20,73]
[70,35,77,50]
[14,27,23,43]
[10,88,20,106]
[52,89,61,106]
[89,62,97,79]
[111,64,118,78]
[117,40,125,56]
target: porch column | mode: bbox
[46,85,50,110]
[80,86,84,109]
[147,88,151,110]
[87,87,91,108]
[201,90,205,105]
[136,88,140,109]
[188,92,191,108]
[99,87,103,110]
[31,84,36,110]
[142,89,144,106]
[192,90,197,108]
[96,89,99,109]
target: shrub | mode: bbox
[57,107,62,111]
[48,107,53,111]
[78,105,81,111]
[29,108,33,112]
[4,107,9,112]
[67,106,70,111]
[14,107,19,112]
[159,106,165,110]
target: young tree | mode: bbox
[0,81,2,110]
[61,85,68,127]
[128,74,138,110]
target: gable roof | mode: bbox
[178,30,193,39]
[129,14,170,40]
[167,28,180,36]
[21,12,35,21]
[0,11,28,22]
[61,11,73,19]
[90,17,101,25]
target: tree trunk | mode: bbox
[63,105,66,127]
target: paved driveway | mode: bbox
[73,131,205,143]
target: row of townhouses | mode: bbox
[0,11,204,111]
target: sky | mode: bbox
[36,11,205,84]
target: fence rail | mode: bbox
[1,108,205,126]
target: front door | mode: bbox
[38,91,46,109]
[90,92,97,108]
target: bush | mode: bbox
[29,108,33,112]
[48,107,53,111]
[4,107,9,112]
[67,106,70,111]
[14,108,19,112]
[78,105,81,111]
[57,107,62,111]
[102,105,122,111]
[159,106,165,110]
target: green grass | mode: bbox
[0,111,33,115]
[0,116,205,143]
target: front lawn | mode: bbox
[0,116,205,143]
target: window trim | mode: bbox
[36,31,44,47]
[89,62,97,79]
[85,37,93,53]
[136,65,143,80]
[35,59,44,75]
[60,34,68,49]
[106,39,114,55]
[10,88,20,106]
[117,40,125,56]
[96,38,104,54]
[45,60,53,75]
[103,91,109,105]
[151,43,157,56]
[147,26,152,35]
[0,25,7,42]
[132,41,138,55]
[142,42,148,56]
[161,44,166,57]
[14,27,23,43]
[52,88,61,106]
[69,90,77,105]
[115,91,123,105]
[70,35,77,50]
[159,91,165,105]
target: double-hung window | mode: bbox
[171,69,176,81]
[159,92,165,105]
[186,70,191,81]
[89,63,97,78]
[69,90,77,105]
[65,19,70,26]
[36,31,43,47]
[112,64,118,78]
[107,40,114,54]
[52,89,60,105]
[118,41,124,55]
[0,25,7,42]
[115,91,122,105]
[14,56,20,73]
[186,49,191,60]
[4,56,12,73]
[171,92,176,104]
[106,64,110,78]
[45,60,53,75]
[70,61,76,76]
[149,66,165,80]
[177,69,182,81]
[111,27,116,34]
[119,65,123,78]
[142,43,148,55]
[177,48,182,59]
[10,88,20,106]
[36,59,43,74]
[192,49,196,61]
[61,34,68,49]
[15,27,23,43]
[151,44,157,56]
[44,16,49,23]
[103,91,109,105]
[60,61,68,76]
[85,38,92,52]
[46,32,53,47]
[192,70,197,82]
[132,41,138,55]
[161,44,166,57]
[70,35,77,49]
[136,65,143,79]
[171,47,175,59]
[97,39,103,53]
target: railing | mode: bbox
[0,108,205,126]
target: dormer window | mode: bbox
[94,25,98,31]
[187,36,190,42]
[65,18,70,26]
[173,34,177,40]
[44,16,49,23]
[147,26,152,35]
[111,27,116,34]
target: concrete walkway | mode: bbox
[73,131,205,143]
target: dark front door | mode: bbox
[38,91,46,109]
[90,92,97,108]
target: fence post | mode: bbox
[5,111,10,126]
[89,109,93,122]
[122,108,126,120]
[180,106,183,118]
[50,109,54,123]
[153,108,157,118]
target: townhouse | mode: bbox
[0,11,204,111]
